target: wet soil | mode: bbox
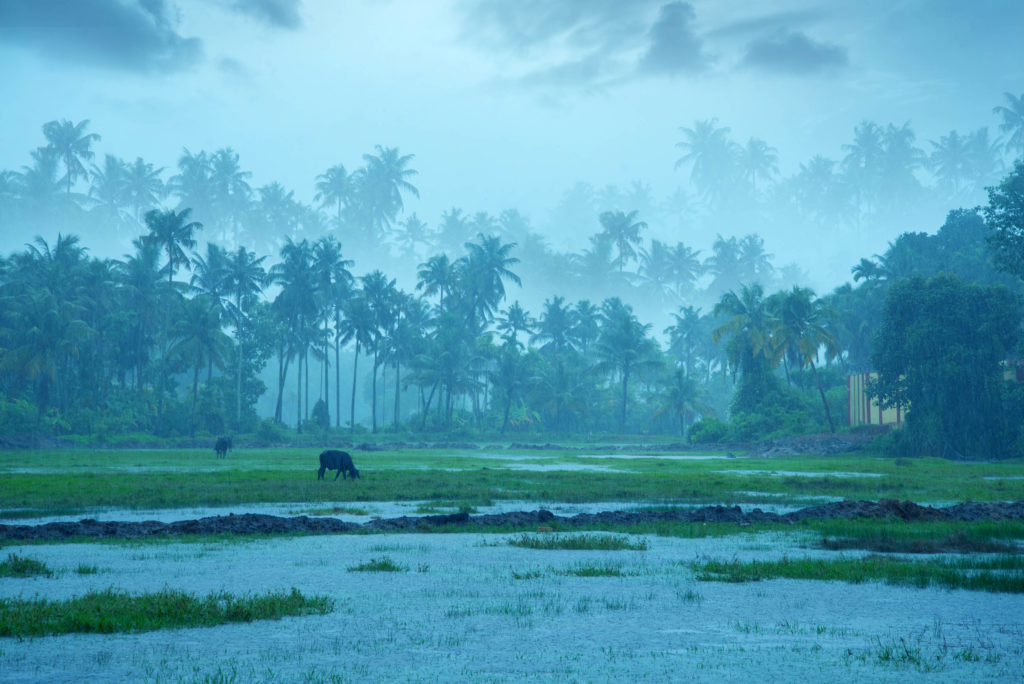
[3,498,1022,542]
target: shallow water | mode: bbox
[2,530,1021,682]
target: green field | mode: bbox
[2,447,1023,516]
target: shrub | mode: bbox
[688,417,728,443]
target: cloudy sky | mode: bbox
[1,0,1022,264]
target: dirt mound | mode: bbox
[3,499,1023,542]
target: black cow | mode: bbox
[318,449,360,480]
[214,436,232,458]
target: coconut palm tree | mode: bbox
[88,155,130,231]
[598,209,647,273]
[712,284,778,415]
[496,301,533,347]
[359,145,419,239]
[42,119,100,196]
[314,163,355,231]
[594,298,661,433]
[168,148,212,218]
[338,295,375,433]
[143,208,202,286]
[738,137,779,196]
[416,253,456,307]
[770,286,837,432]
[271,238,317,430]
[531,296,574,356]
[313,235,354,428]
[170,295,232,437]
[674,118,739,202]
[209,148,252,243]
[993,91,1024,156]
[222,246,269,429]
[462,233,521,322]
[123,157,165,224]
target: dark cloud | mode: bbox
[637,2,708,76]
[459,0,658,55]
[739,30,847,75]
[0,0,202,73]
[706,9,825,40]
[226,0,302,30]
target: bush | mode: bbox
[256,418,285,444]
[688,417,729,443]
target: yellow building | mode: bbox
[847,372,904,427]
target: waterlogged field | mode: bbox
[2,446,1024,682]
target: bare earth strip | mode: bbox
[3,499,1024,541]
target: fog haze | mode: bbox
[3,0,1022,289]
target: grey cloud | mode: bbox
[637,2,708,76]
[0,0,202,74]
[739,30,847,75]
[459,0,659,55]
[225,0,302,30]
[706,9,825,40]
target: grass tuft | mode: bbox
[506,533,647,551]
[692,554,1024,593]
[0,552,52,577]
[347,556,407,572]
[0,587,333,637]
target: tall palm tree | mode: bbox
[170,295,232,437]
[115,237,165,394]
[770,286,837,432]
[361,270,398,432]
[168,148,212,218]
[531,296,575,356]
[123,157,165,223]
[462,233,521,322]
[88,154,130,233]
[271,238,317,430]
[339,295,375,433]
[359,145,419,239]
[496,301,533,347]
[314,163,355,230]
[313,235,354,429]
[739,137,779,195]
[42,119,100,196]
[222,246,269,429]
[416,253,456,307]
[993,91,1024,156]
[594,298,661,433]
[209,148,252,243]
[713,284,778,415]
[598,209,647,273]
[143,208,202,286]
[665,305,702,378]
[674,118,738,202]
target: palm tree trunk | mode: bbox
[349,341,360,433]
[190,362,200,438]
[620,372,629,433]
[371,350,379,433]
[393,361,401,430]
[335,335,341,429]
[421,381,438,430]
[296,350,303,433]
[323,332,330,428]
[810,360,836,433]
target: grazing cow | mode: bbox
[214,436,232,458]
[318,449,360,480]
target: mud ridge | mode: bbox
[3,499,1023,542]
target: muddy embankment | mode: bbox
[3,499,1023,542]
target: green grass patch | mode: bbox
[347,556,407,572]
[74,563,100,575]
[558,562,630,577]
[0,552,53,577]
[506,533,648,551]
[0,587,333,637]
[692,554,1024,593]
[2,449,1022,516]
[813,518,1024,554]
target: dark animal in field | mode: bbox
[214,436,232,458]
[318,450,360,480]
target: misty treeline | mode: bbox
[1,93,1023,455]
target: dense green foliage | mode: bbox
[1,107,1023,451]
[871,275,1021,459]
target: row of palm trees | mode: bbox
[1,203,855,438]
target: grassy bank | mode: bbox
[1,447,1022,515]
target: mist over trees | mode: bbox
[1,92,1023,457]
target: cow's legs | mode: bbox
[317,466,326,479]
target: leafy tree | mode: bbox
[713,284,780,416]
[986,160,1024,279]
[169,295,232,436]
[871,275,1020,459]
